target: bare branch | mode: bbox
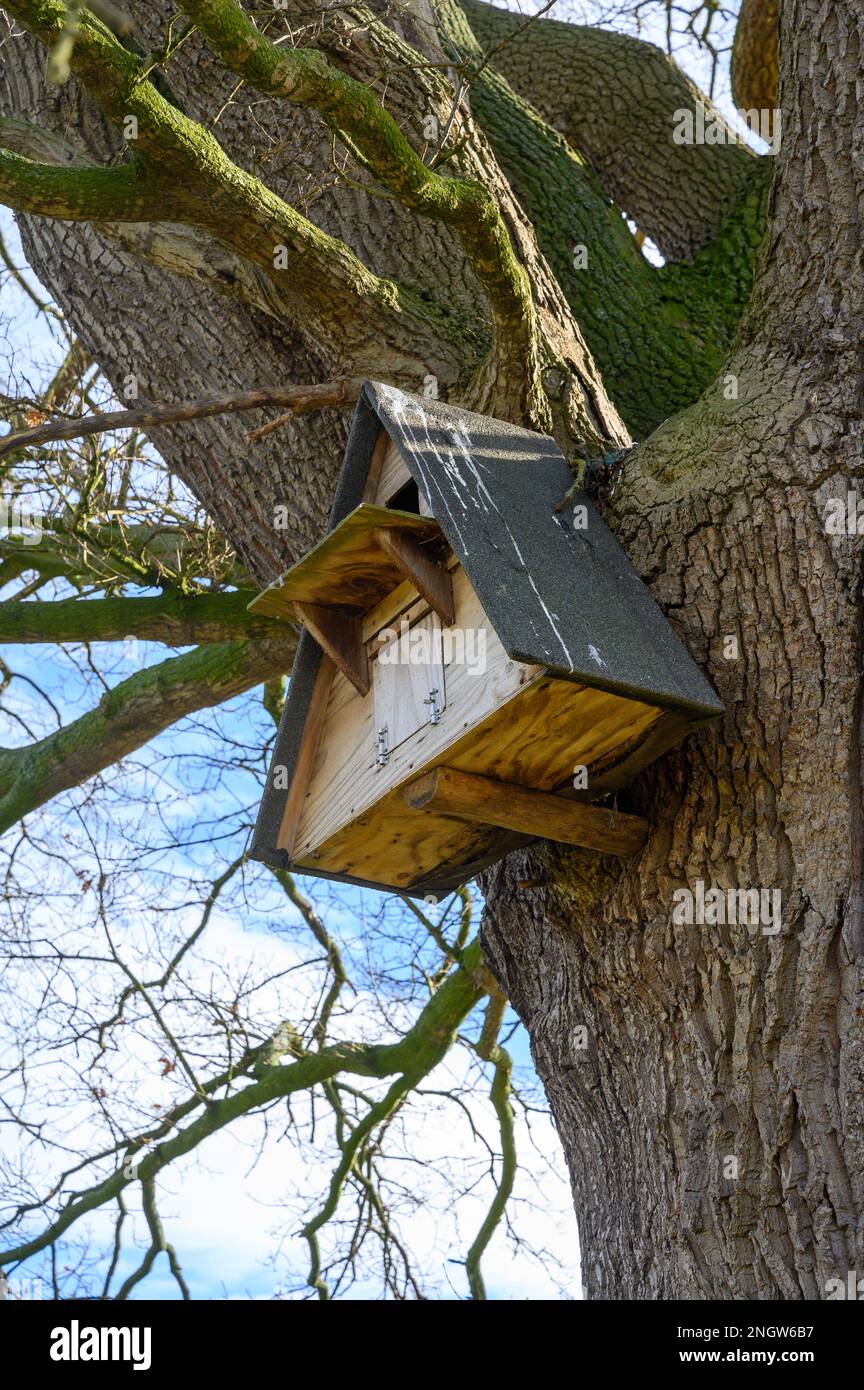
[0,939,487,1268]
[0,379,361,461]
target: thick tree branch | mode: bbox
[0,143,172,222]
[0,632,295,831]
[732,0,779,118]
[461,0,760,261]
[438,0,770,436]
[174,0,546,421]
[0,589,282,645]
[0,118,297,324]
[2,0,471,381]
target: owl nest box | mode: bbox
[250,383,722,897]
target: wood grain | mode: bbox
[372,434,412,505]
[276,655,335,857]
[292,603,369,695]
[248,504,442,617]
[371,526,455,624]
[373,610,446,751]
[289,564,665,885]
[292,565,535,857]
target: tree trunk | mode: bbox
[480,0,864,1298]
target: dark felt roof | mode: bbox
[364,383,721,713]
[251,382,723,892]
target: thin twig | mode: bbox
[0,379,362,460]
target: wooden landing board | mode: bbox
[404,767,649,857]
[248,505,443,619]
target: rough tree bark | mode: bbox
[1,0,860,1298]
[480,0,864,1298]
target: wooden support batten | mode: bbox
[371,526,454,625]
[403,766,649,857]
[292,602,369,695]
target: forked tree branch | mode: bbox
[0,118,300,325]
[1,0,472,382]
[174,0,548,421]
[460,0,760,262]
[0,938,487,1268]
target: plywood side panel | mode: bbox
[295,795,499,889]
[446,680,662,790]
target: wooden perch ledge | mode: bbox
[251,504,453,694]
[404,767,650,857]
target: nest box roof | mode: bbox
[313,382,721,712]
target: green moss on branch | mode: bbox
[0,589,283,645]
[176,0,546,421]
[2,0,472,380]
[0,633,295,831]
[0,141,170,221]
[440,2,771,434]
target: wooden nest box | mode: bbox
[250,383,722,897]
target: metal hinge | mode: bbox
[375,726,390,767]
[424,688,442,725]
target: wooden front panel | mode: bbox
[373,610,446,751]
[288,566,535,858]
[364,430,432,514]
[364,431,411,506]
